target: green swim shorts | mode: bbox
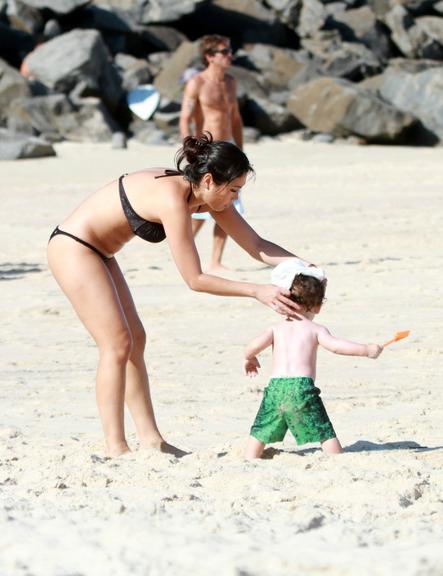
[250,377,336,445]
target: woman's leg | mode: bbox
[106,258,187,456]
[192,218,205,236]
[321,437,343,454]
[48,237,132,456]
[209,223,230,274]
[245,436,265,459]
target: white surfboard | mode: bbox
[127,84,160,120]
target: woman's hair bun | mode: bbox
[181,132,213,164]
[175,131,254,185]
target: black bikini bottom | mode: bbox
[49,226,111,261]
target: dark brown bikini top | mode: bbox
[119,170,192,243]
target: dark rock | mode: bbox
[243,125,261,142]
[43,19,63,40]
[379,66,443,141]
[385,5,443,59]
[288,59,326,91]
[6,93,75,140]
[153,110,180,136]
[115,53,153,91]
[136,0,205,24]
[140,25,187,52]
[25,29,123,112]
[287,76,417,143]
[265,0,302,29]
[242,96,302,135]
[236,43,306,91]
[0,58,31,124]
[6,93,121,142]
[385,57,443,73]
[298,0,326,37]
[177,0,299,49]
[326,5,394,62]
[302,34,381,81]
[6,0,44,35]
[0,128,56,159]
[0,21,36,68]
[227,65,267,104]
[64,97,121,141]
[18,0,90,15]
[154,40,199,101]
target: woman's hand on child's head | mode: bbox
[256,284,302,318]
[244,356,260,377]
[367,344,383,359]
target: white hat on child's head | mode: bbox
[271,258,326,290]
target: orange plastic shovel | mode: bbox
[383,330,410,347]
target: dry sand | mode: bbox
[1,136,442,576]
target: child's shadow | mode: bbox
[344,440,443,453]
[261,440,442,459]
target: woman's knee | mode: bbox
[99,329,133,364]
[130,323,147,356]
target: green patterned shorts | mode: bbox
[250,377,336,445]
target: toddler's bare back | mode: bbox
[271,317,321,379]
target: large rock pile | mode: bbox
[1,0,442,158]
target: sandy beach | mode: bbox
[1,136,442,575]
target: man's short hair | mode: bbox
[200,34,230,67]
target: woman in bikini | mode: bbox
[47,133,313,457]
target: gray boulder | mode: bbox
[302,34,381,81]
[414,17,443,59]
[6,0,44,35]
[7,93,76,140]
[7,94,120,142]
[63,97,121,142]
[227,65,268,103]
[0,128,55,159]
[298,0,326,37]
[115,53,153,91]
[25,29,123,112]
[379,67,443,141]
[0,58,31,124]
[385,5,443,59]
[136,0,205,24]
[235,44,306,91]
[177,0,297,48]
[141,25,187,52]
[154,41,199,101]
[328,5,394,62]
[287,76,416,142]
[242,96,301,135]
[18,0,89,14]
[265,0,302,28]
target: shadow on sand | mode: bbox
[260,440,442,459]
[0,262,42,280]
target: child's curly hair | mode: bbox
[289,274,325,312]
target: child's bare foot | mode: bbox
[140,438,189,458]
[106,441,131,458]
[321,437,343,454]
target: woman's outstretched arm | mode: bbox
[161,197,301,316]
[214,206,315,267]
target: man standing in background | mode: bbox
[180,34,244,275]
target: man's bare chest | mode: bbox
[199,82,233,110]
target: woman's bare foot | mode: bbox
[140,438,190,458]
[106,441,131,458]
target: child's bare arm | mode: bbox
[244,327,274,376]
[317,326,383,358]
